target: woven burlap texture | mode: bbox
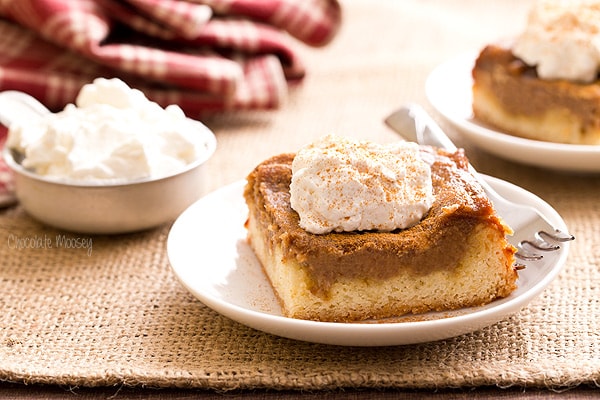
[1,0,600,391]
[1,168,599,390]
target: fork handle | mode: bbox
[398,103,458,152]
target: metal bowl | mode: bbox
[3,123,217,234]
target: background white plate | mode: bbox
[425,52,600,173]
[167,178,570,347]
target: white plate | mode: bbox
[425,52,600,173]
[167,178,570,347]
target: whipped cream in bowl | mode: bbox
[2,78,217,234]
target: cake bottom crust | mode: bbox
[473,84,600,145]
[246,207,517,323]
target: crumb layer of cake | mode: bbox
[244,150,517,322]
[473,44,600,145]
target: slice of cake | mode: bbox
[472,1,600,145]
[472,43,600,145]
[244,136,517,323]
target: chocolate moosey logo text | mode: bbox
[7,234,93,256]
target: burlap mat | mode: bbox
[1,0,599,391]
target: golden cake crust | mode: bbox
[472,44,600,145]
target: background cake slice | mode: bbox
[472,44,600,145]
[472,1,600,145]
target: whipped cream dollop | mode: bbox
[7,78,210,182]
[513,0,600,82]
[289,135,435,234]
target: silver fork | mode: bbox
[384,103,574,266]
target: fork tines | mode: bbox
[515,229,575,261]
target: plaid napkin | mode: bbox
[0,0,340,114]
[0,126,15,207]
[0,0,341,204]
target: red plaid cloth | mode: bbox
[0,0,341,114]
[0,126,15,206]
[0,0,341,204]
